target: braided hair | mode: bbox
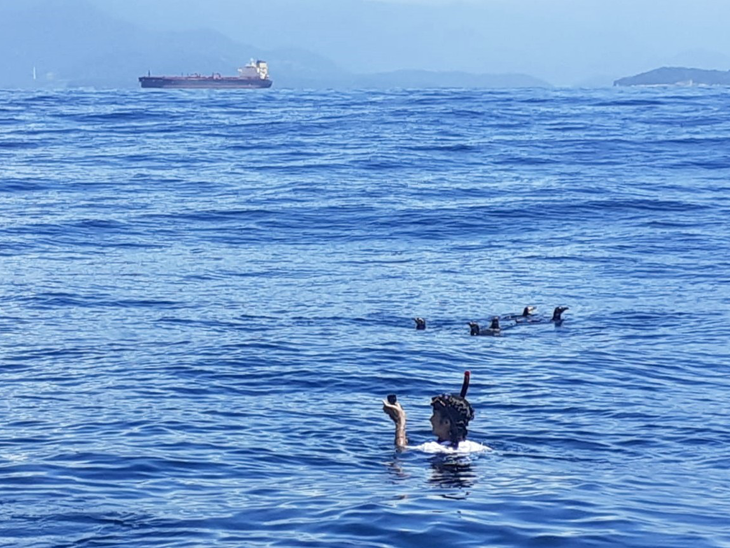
[431,393,475,444]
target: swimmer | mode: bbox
[382,372,490,453]
[413,317,426,330]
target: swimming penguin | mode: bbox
[468,317,501,336]
[550,306,569,325]
[413,317,427,330]
[505,305,537,322]
[520,305,537,317]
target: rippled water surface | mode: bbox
[2,87,730,547]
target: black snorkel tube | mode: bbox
[459,370,470,398]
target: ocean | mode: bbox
[1,87,729,547]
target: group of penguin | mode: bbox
[413,306,570,336]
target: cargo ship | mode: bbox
[139,60,272,89]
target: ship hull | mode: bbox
[139,77,273,89]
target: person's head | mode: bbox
[430,393,475,444]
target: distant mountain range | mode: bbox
[614,67,730,86]
[0,0,549,89]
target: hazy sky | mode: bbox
[85,0,730,85]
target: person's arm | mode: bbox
[382,399,407,448]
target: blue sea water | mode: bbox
[1,86,730,547]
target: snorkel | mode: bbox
[460,370,470,398]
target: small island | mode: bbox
[614,66,730,87]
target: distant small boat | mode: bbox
[139,60,273,89]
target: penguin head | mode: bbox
[552,306,569,321]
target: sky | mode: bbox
[24,0,730,86]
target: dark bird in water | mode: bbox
[413,317,427,330]
[468,317,501,336]
[505,305,537,322]
[520,305,537,317]
[551,306,569,325]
